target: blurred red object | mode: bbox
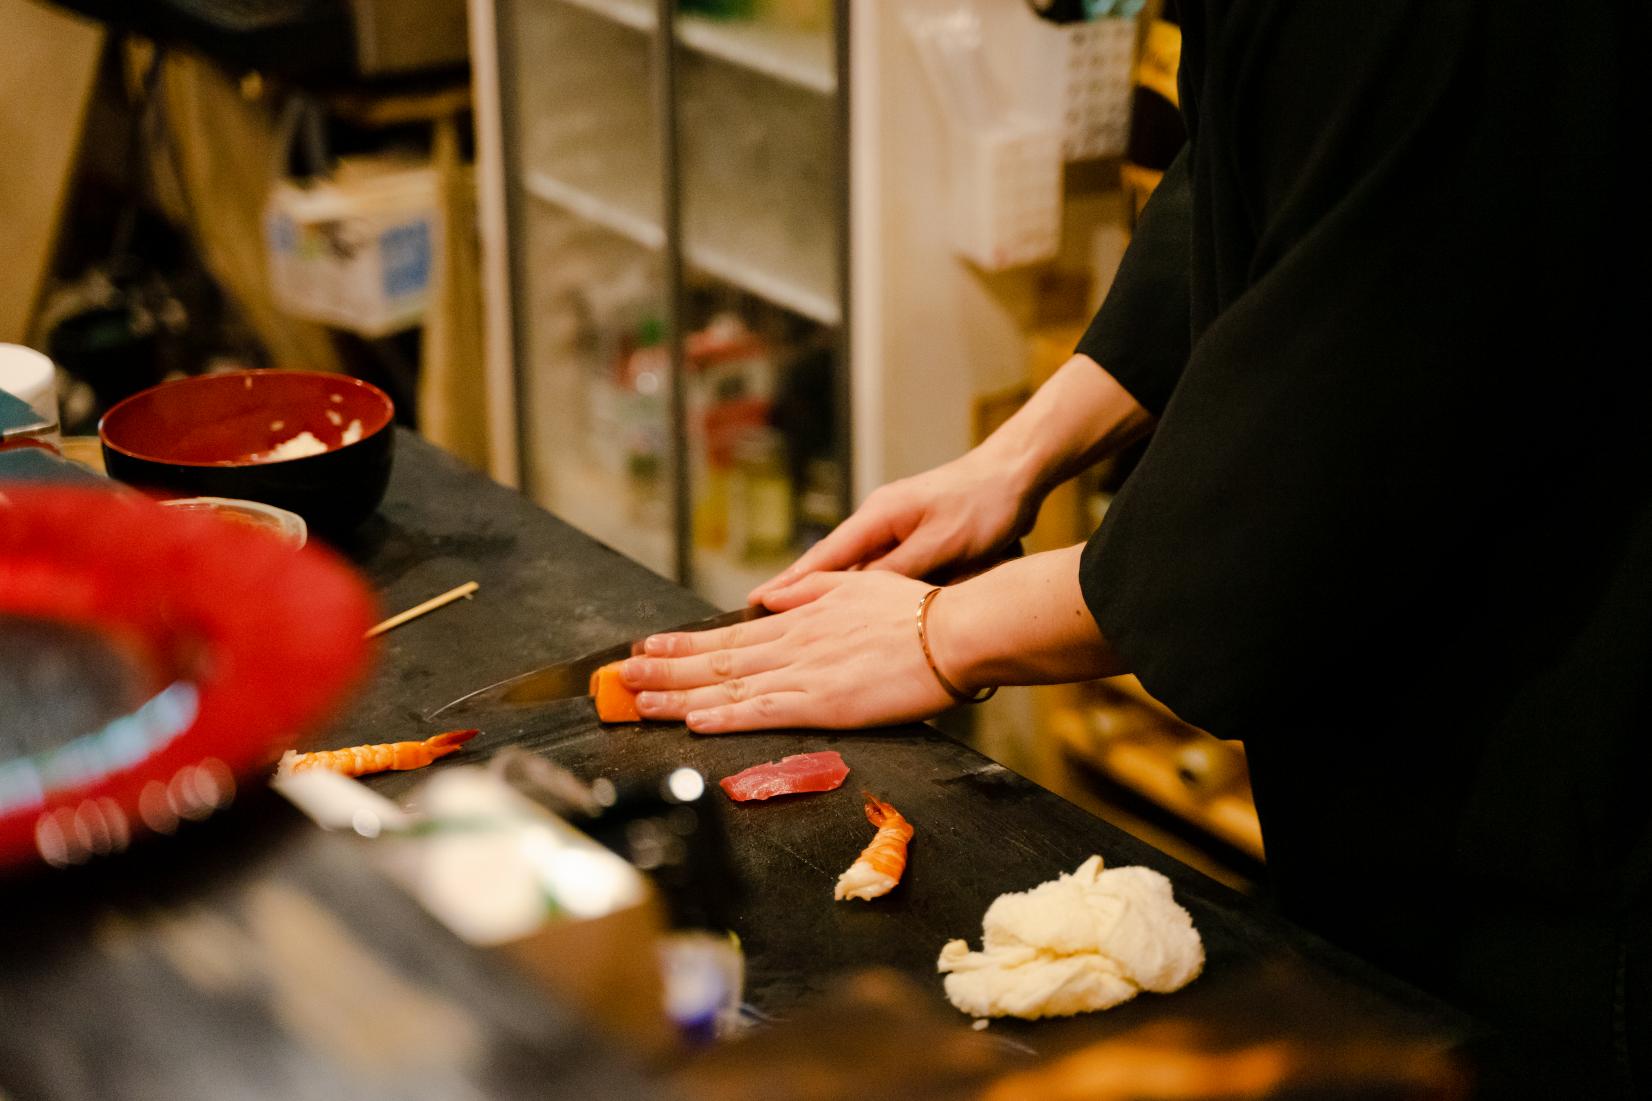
[0,486,376,872]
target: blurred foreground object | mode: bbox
[671,970,1004,1101]
[673,963,1471,1101]
[984,1018,1469,1101]
[982,961,1472,1101]
[276,765,678,1056]
[0,485,374,873]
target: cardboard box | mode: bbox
[264,164,438,338]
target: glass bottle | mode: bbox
[728,426,793,562]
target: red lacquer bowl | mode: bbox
[100,370,395,535]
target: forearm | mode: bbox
[926,543,1125,690]
[975,355,1155,502]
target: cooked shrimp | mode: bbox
[834,792,914,901]
[276,729,478,779]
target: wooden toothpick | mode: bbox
[365,581,479,639]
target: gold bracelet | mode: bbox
[915,587,997,704]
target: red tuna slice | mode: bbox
[719,751,850,802]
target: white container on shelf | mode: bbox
[949,118,1063,271]
[907,5,1063,272]
[1013,14,1137,161]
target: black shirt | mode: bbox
[1075,2,1650,1095]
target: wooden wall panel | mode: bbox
[0,0,104,343]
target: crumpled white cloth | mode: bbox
[937,855,1204,1019]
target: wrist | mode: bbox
[974,356,1118,502]
[923,580,996,696]
[971,425,1056,513]
[926,545,1118,691]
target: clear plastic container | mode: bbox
[158,497,308,548]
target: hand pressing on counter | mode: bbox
[624,571,953,733]
[744,452,1035,605]
[746,357,1154,605]
[625,544,1127,734]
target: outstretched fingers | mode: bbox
[621,641,783,691]
[634,670,791,721]
[684,691,813,734]
[642,614,786,658]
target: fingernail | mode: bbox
[636,692,662,710]
[621,657,652,683]
[687,710,722,733]
[643,635,670,655]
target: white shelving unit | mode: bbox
[474,0,1138,596]
[476,0,848,602]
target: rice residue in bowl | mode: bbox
[255,420,363,462]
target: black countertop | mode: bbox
[0,432,1473,1098]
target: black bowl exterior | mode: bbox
[102,428,393,536]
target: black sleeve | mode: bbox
[1072,146,1191,417]
[1078,2,1638,740]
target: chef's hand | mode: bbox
[748,356,1155,607]
[746,448,1036,605]
[622,571,957,733]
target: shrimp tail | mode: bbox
[863,791,897,828]
[427,728,479,755]
[386,729,479,771]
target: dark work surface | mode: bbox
[333,435,1473,1059]
[0,433,1472,1098]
